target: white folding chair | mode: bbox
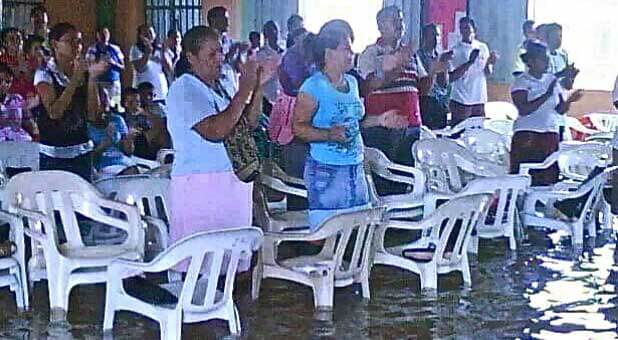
[0,207,29,310]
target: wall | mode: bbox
[204,0,243,39]
[424,0,466,48]
[488,83,614,116]
[115,0,145,87]
[46,0,97,46]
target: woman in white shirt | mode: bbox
[510,42,582,186]
[129,25,170,100]
[166,26,273,271]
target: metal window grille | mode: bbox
[2,0,44,31]
[145,0,202,36]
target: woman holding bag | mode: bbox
[166,26,275,265]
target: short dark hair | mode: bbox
[96,26,110,34]
[0,62,14,77]
[249,31,261,40]
[30,5,47,18]
[546,22,562,32]
[206,6,227,26]
[377,5,401,25]
[523,20,535,32]
[167,28,180,38]
[521,41,547,65]
[122,87,139,103]
[459,17,476,30]
[24,34,45,53]
[1,27,21,43]
[263,20,278,34]
[49,22,78,42]
[137,82,155,92]
[287,14,303,28]
[181,25,219,56]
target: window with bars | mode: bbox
[145,0,202,37]
[2,0,44,31]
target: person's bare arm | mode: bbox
[511,79,557,116]
[293,92,346,143]
[36,58,86,120]
[132,41,152,72]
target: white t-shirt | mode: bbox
[450,39,490,105]
[129,45,169,100]
[166,73,238,176]
[511,73,562,133]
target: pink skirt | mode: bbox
[170,172,253,271]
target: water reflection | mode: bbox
[0,229,616,339]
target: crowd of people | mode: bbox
[0,4,590,247]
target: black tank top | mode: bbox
[34,64,90,147]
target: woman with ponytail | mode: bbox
[34,22,108,180]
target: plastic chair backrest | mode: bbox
[157,228,263,312]
[461,176,530,229]
[485,101,518,120]
[317,207,384,280]
[0,142,39,171]
[428,194,491,266]
[484,119,514,137]
[413,138,466,192]
[95,175,170,222]
[460,128,510,164]
[4,171,107,249]
[587,113,618,133]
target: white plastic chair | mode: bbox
[586,113,618,133]
[485,101,519,120]
[364,148,426,218]
[419,125,437,140]
[103,227,263,339]
[4,171,145,316]
[254,174,309,233]
[0,142,39,171]
[95,175,170,253]
[563,116,603,141]
[131,156,161,171]
[156,149,175,165]
[0,208,29,310]
[374,193,492,290]
[484,119,514,138]
[557,143,611,182]
[413,138,504,194]
[433,117,485,138]
[424,176,530,251]
[520,167,611,245]
[459,128,511,166]
[252,207,384,310]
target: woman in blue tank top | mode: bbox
[293,21,406,230]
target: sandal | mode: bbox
[0,241,16,258]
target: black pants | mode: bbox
[420,96,448,130]
[362,127,419,195]
[40,152,93,182]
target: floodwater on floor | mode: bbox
[0,228,617,339]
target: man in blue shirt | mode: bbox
[86,26,125,109]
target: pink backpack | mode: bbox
[268,91,297,146]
